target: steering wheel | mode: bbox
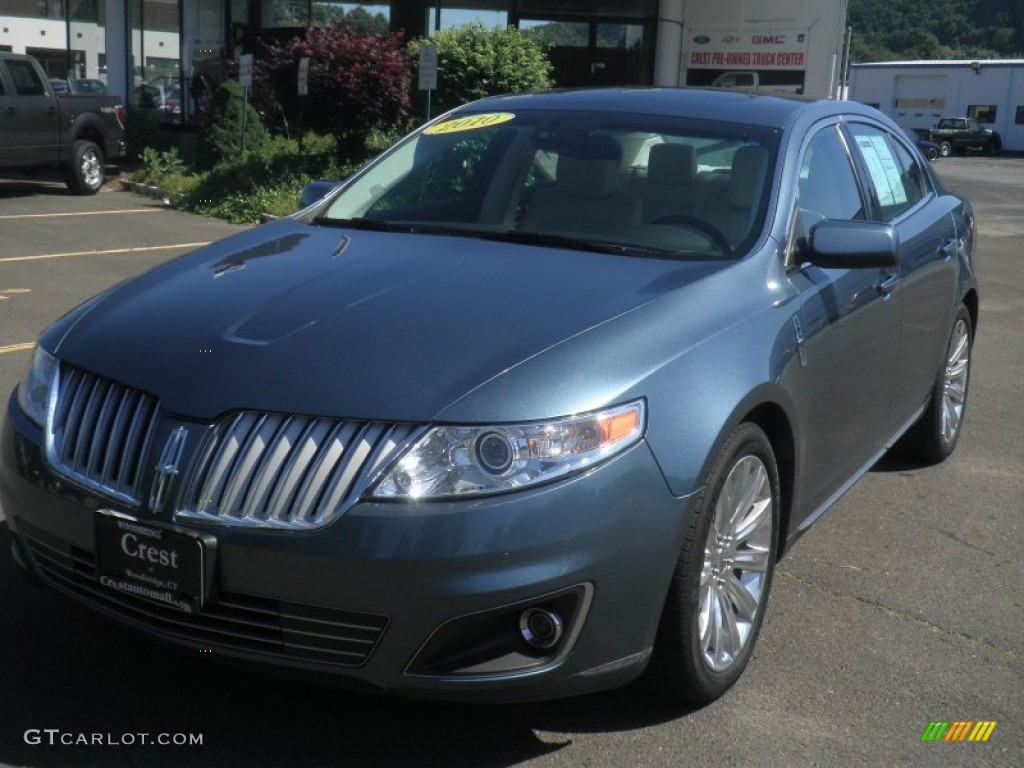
[651,215,732,254]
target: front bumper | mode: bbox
[1,395,695,701]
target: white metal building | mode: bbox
[849,60,1024,152]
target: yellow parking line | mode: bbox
[0,242,210,263]
[0,342,35,355]
[0,209,161,220]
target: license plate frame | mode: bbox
[95,511,216,614]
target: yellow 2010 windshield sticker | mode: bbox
[424,112,515,135]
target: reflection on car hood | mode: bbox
[54,220,727,421]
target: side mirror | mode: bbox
[300,180,341,209]
[806,220,899,269]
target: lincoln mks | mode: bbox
[1,89,977,703]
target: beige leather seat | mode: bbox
[640,143,701,223]
[705,145,770,245]
[523,137,640,234]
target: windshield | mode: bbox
[320,109,779,259]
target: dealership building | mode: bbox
[849,59,1024,153]
[1,0,849,124]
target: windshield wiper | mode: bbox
[481,230,699,258]
[479,230,637,255]
[312,216,393,231]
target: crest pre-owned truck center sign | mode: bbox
[688,31,808,70]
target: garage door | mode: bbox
[893,75,947,129]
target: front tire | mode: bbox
[906,305,973,463]
[64,139,105,195]
[643,423,779,704]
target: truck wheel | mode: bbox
[939,141,952,158]
[64,140,105,195]
[985,140,998,156]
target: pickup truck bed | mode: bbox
[0,53,125,194]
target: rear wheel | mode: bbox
[939,141,953,158]
[643,423,778,704]
[64,139,105,195]
[906,305,972,463]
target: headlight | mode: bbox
[373,400,645,500]
[16,346,57,427]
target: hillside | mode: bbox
[849,0,1024,61]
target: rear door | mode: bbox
[844,122,961,427]
[0,57,59,166]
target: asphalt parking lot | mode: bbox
[0,160,1021,768]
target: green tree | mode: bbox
[197,79,267,170]
[848,0,1024,60]
[409,24,554,115]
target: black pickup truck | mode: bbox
[917,117,1002,157]
[0,53,125,194]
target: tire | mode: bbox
[925,147,939,161]
[985,140,999,157]
[906,305,973,463]
[64,139,105,195]
[643,423,779,704]
[939,141,952,158]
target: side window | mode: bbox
[6,60,45,97]
[0,73,7,97]
[797,125,866,230]
[848,125,925,221]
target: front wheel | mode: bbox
[925,146,939,161]
[64,139,105,195]
[642,423,779,704]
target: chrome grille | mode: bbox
[47,364,160,506]
[179,412,423,529]
[19,522,388,666]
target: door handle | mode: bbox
[938,239,958,260]
[876,272,899,299]
[4,106,14,116]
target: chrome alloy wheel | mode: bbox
[80,147,103,188]
[942,317,970,444]
[699,455,773,672]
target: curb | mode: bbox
[119,179,186,206]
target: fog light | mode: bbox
[519,608,564,650]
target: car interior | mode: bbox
[324,117,777,259]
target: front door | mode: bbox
[521,18,651,88]
[788,123,902,517]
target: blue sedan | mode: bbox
[1,88,977,704]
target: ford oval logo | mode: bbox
[694,35,711,45]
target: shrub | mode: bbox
[196,79,267,170]
[254,25,411,162]
[409,24,553,115]
[136,146,187,186]
[181,131,360,223]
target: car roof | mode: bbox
[457,87,874,131]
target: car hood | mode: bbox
[52,220,727,422]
